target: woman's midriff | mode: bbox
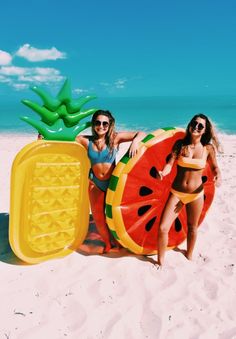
[172,166,204,193]
[92,163,115,180]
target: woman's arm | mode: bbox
[76,135,89,149]
[157,140,180,180]
[158,156,176,180]
[207,144,222,187]
[115,131,146,157]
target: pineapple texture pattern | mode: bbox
[27,154,83,253]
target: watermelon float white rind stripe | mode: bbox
[105,127,215,255]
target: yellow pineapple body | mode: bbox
[10,140,90,264]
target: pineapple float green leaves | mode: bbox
[21,78,97,140]
[10,79,97,264]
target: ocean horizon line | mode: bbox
[1,95,235,135]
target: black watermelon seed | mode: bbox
[204,194,206,200]
[139,186,153,196]
[145,216,157,231]
[175,218,182,232]
[150,166,158,178]
[202,176,207,183]
[166,153,172,163]
[138,205,151,216]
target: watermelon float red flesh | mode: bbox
[118,131,188,250]
[106,128,215,254]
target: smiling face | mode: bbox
[185,114,213,146]
[92,114,110,137]
[189,117,206,136]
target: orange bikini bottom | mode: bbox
[170,188,204,205]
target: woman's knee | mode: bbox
[158,223,171,236]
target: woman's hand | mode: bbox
[157,171,163,180]
[128,140,139,157]
[208,145,222,187]
[156,163,173,180]
[214,173,222,187]
[213,165,222,187]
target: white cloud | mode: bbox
[99,78,128,92]
[114,78,127,89]
[12,83,29,91]
[74,88,89,95]
[99,82,110,87]
[0,66,63,82]
[18,74,63,83]
[0,75,11,83]
[34,67,60,75]
[0,44,68,91]
[0,65,64,91]
[0,50,12,65]
[0,66,26,76]
[15,44,66,62]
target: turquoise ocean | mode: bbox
[1,95,236,135]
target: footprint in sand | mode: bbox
[203,278,218,300]
[224,263,235,277]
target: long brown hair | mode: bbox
[91,110,116,150]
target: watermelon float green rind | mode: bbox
[105,127,215,255]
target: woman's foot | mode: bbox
[185,252,193,261]
[102,244,112,253]
[102,242,122,254]
[109,246,122,253]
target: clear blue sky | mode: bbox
[0,0,236,99]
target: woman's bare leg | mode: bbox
[89,182,112,252]
[185,195,204,260]
[157,194,181,266]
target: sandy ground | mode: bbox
[0,132,236,339]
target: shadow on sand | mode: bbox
[77,215,157,265]
[0,213,23,265]
[0,213,156,266]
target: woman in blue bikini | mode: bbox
[77,110,145,252]
[156,114,222,266]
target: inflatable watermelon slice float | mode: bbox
[105,127,215,255]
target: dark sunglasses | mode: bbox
[190,120,205,131]
[94,120,109,127]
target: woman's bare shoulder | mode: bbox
[76,135,90,147]
[205,144,216,158]
[206,143,214,151]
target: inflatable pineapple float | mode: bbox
[10,80,97,264]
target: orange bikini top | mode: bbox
[177,147,208,170]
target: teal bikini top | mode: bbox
[88,140,117,165]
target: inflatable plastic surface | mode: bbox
[105,127,215,255]
[9,79,97,263]
[21,79,98,141]
[9,141,90,264]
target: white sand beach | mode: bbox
[0,132,236,339]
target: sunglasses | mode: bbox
[190,120,205,131]
[94,120,109,127]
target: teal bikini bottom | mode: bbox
[89,169,110,192]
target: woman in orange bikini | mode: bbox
[77,110,145,253]
[157,114,222,266]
